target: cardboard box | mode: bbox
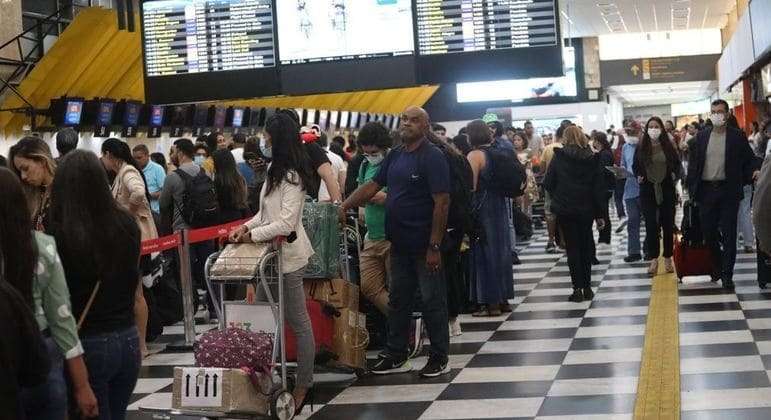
[172,367,270,414]
[331,308,368,370]
[304,278,359,311]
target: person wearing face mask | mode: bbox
[687,100,761,290]
[355,122,393,316]
[634,117,683,275]
[193,143,210,167]
[621,122,643,262]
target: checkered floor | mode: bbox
[127,211,767,420]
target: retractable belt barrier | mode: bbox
[140,218,250,349]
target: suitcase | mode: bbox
[284,299,338,363]
[673,236,715,280]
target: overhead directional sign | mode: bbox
[601,54,719,86]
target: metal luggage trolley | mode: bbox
[142,237,298,420]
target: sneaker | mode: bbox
[546,242,557,253]
[592,257,601,265]
[419,356,450,378]
[512,253,522,265]
[371,355,412,375]
[616,220,628,233]
[624,254,642,263]
[568,289,584,303]
[582,287,595,300]
[449,318,462,337]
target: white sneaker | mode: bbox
[449,318,462,337]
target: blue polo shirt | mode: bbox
[142,160,166,213]
[373,139,450,253]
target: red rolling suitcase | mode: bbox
[284,299,338,362]
[673,236,714,280]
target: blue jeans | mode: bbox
[20,335,67,420]
[386,250,450,361]
[81,326,141,420]
[625,198,642,256]
[737,184,754,247]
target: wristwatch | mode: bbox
[429,243,441,252]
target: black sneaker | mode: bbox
[616,221,628,233]
[419,356,450,378]
[512,253,522,265]
[568,289,584,303]
[624,254,642,263]
[546,242,557,253]
[592,257,601,265]
[371,355,412,375]
[582,287,595,300]
[722,278,735,291]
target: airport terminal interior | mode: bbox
[1,0,771,419]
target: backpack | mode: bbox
[484,146,527,198]
[417,141,474,235]
[175,168,220,228]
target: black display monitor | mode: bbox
[413,0,563,83]
[122,101,142,137]
[149,105,165,127]
[54,98,84,127]
[140,0,281,104]
[213,106,227,128]
[276,0,416,95]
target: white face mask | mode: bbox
[365,153,384,166]
[626,136,639,145]
[711,113,726,127]
[647,128,661,139]
[194,155,205,165]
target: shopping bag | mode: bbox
[302,202,340,278]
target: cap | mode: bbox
[626,120,642,132]
[482,113,499,124]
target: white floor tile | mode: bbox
[740,300,771,310]
[450,331,495,344]
[755,341,771,355]
[678,295,739,304]
[499,318,583,331]
[585,307,649,318]
[515,302,592,312]
[574,324,646,338]
[479,338,573,354]
[452,366,560,383]
[536,415,633,420]
[747,319,771,330]
[679,311,746,323]
[143,352,196,366]
[679,330,754,346]
[547,377,638,396]
[601,279,652,288]
[680,356,765,374]
[682,387,771,411]
[132,378,174,394]
[127,392,172,411]
[528,288,576,297]
[563,348,642,365]
[594,291,651,301]
[329,384,449,404]
[420,398,545,419]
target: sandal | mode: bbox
[664,258,675,273]
[472,305,502,317]
[648,260,659,276]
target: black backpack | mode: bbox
[484,146,527,198]
[416,141,474,234]
[175,168,220,228]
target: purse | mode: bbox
[210,243,270,277]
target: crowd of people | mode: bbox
[1,101,770,419]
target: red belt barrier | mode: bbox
[187,218,251,244]
[140,233,182,256]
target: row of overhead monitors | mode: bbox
[49,97,400,137]
[140,0,563,104]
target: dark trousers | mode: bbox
[559,214,594,289]
[20,336,67,419]
[443,229,465,319]
[191,240,217,314]
[614,180,627,218]
[758,242,771,287]
[80,326,141,420]
[598,192,612,244]
[641,184,676,258]
[699,182,740,280]
[386,250,450,360]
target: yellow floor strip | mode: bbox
[634,258,680,420]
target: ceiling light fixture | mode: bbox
[652,4,659,31]
[633,3,644,33]
[701,6,710,29]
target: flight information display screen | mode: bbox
[141,0,281,103]
[276,0,414,64]
[142,0,276,76]
[413,0,562,83]
[415,0,559,55]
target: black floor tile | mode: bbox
[762,354,771,370]
[597,285,652,293]
[513,266,554,273]
[580,315,647,327]
[525,295,581,303]
[680,371,771,391]
[679,302,743,312]
[570,336,645,351]
[537,394,636,416]
[351,369,461,387]
[137,365,176,379]
[742,309,771,319]
[555,362,641,380]
[535,282,601,289]
[603,273,654,280]
[490,328,577,341]
[507,310,587,320]
[679,287,735,296]
[678,320,749,333]
[679,342,760,359]
[736,292,771,301]
[682,407,771,420]
[466,352,567,368]
[458,321,504,332]
[438,381,553,400]
[307,402,431,420]
[753,329,771,342]
[448,342,485,355]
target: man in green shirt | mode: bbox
[356,122,392,315]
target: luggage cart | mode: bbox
[140,238,298,420]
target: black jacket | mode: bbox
[687,127,760,201]
[544,145,606,219]
[633,142,683,191]
[597,149,615,191]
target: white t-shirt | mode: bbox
[231,147,244,164]
[317,150,346,202]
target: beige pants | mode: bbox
[359,239,391,315]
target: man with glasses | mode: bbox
[687,99,760,290]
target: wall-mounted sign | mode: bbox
[600,54,719,86]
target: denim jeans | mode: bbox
[20,336,67,420]
[625,198,642,257]
[80,326,141,420]
[385,250,450,361]
[737,184,754,247]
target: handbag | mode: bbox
[210,243,270,277]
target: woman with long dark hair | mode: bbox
[229,113,316,413]
[9,136,57,232]
[49,150,142,419]
[633,116,683,275]
[101,138,157,358]
[593,131,615,245]
[212,149,249,223]
[0,168,98,419]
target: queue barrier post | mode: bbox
[166,229,197,351]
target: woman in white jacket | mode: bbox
[229,113,316,412]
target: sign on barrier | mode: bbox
[140,233,182,256]
[187,219,250,244]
